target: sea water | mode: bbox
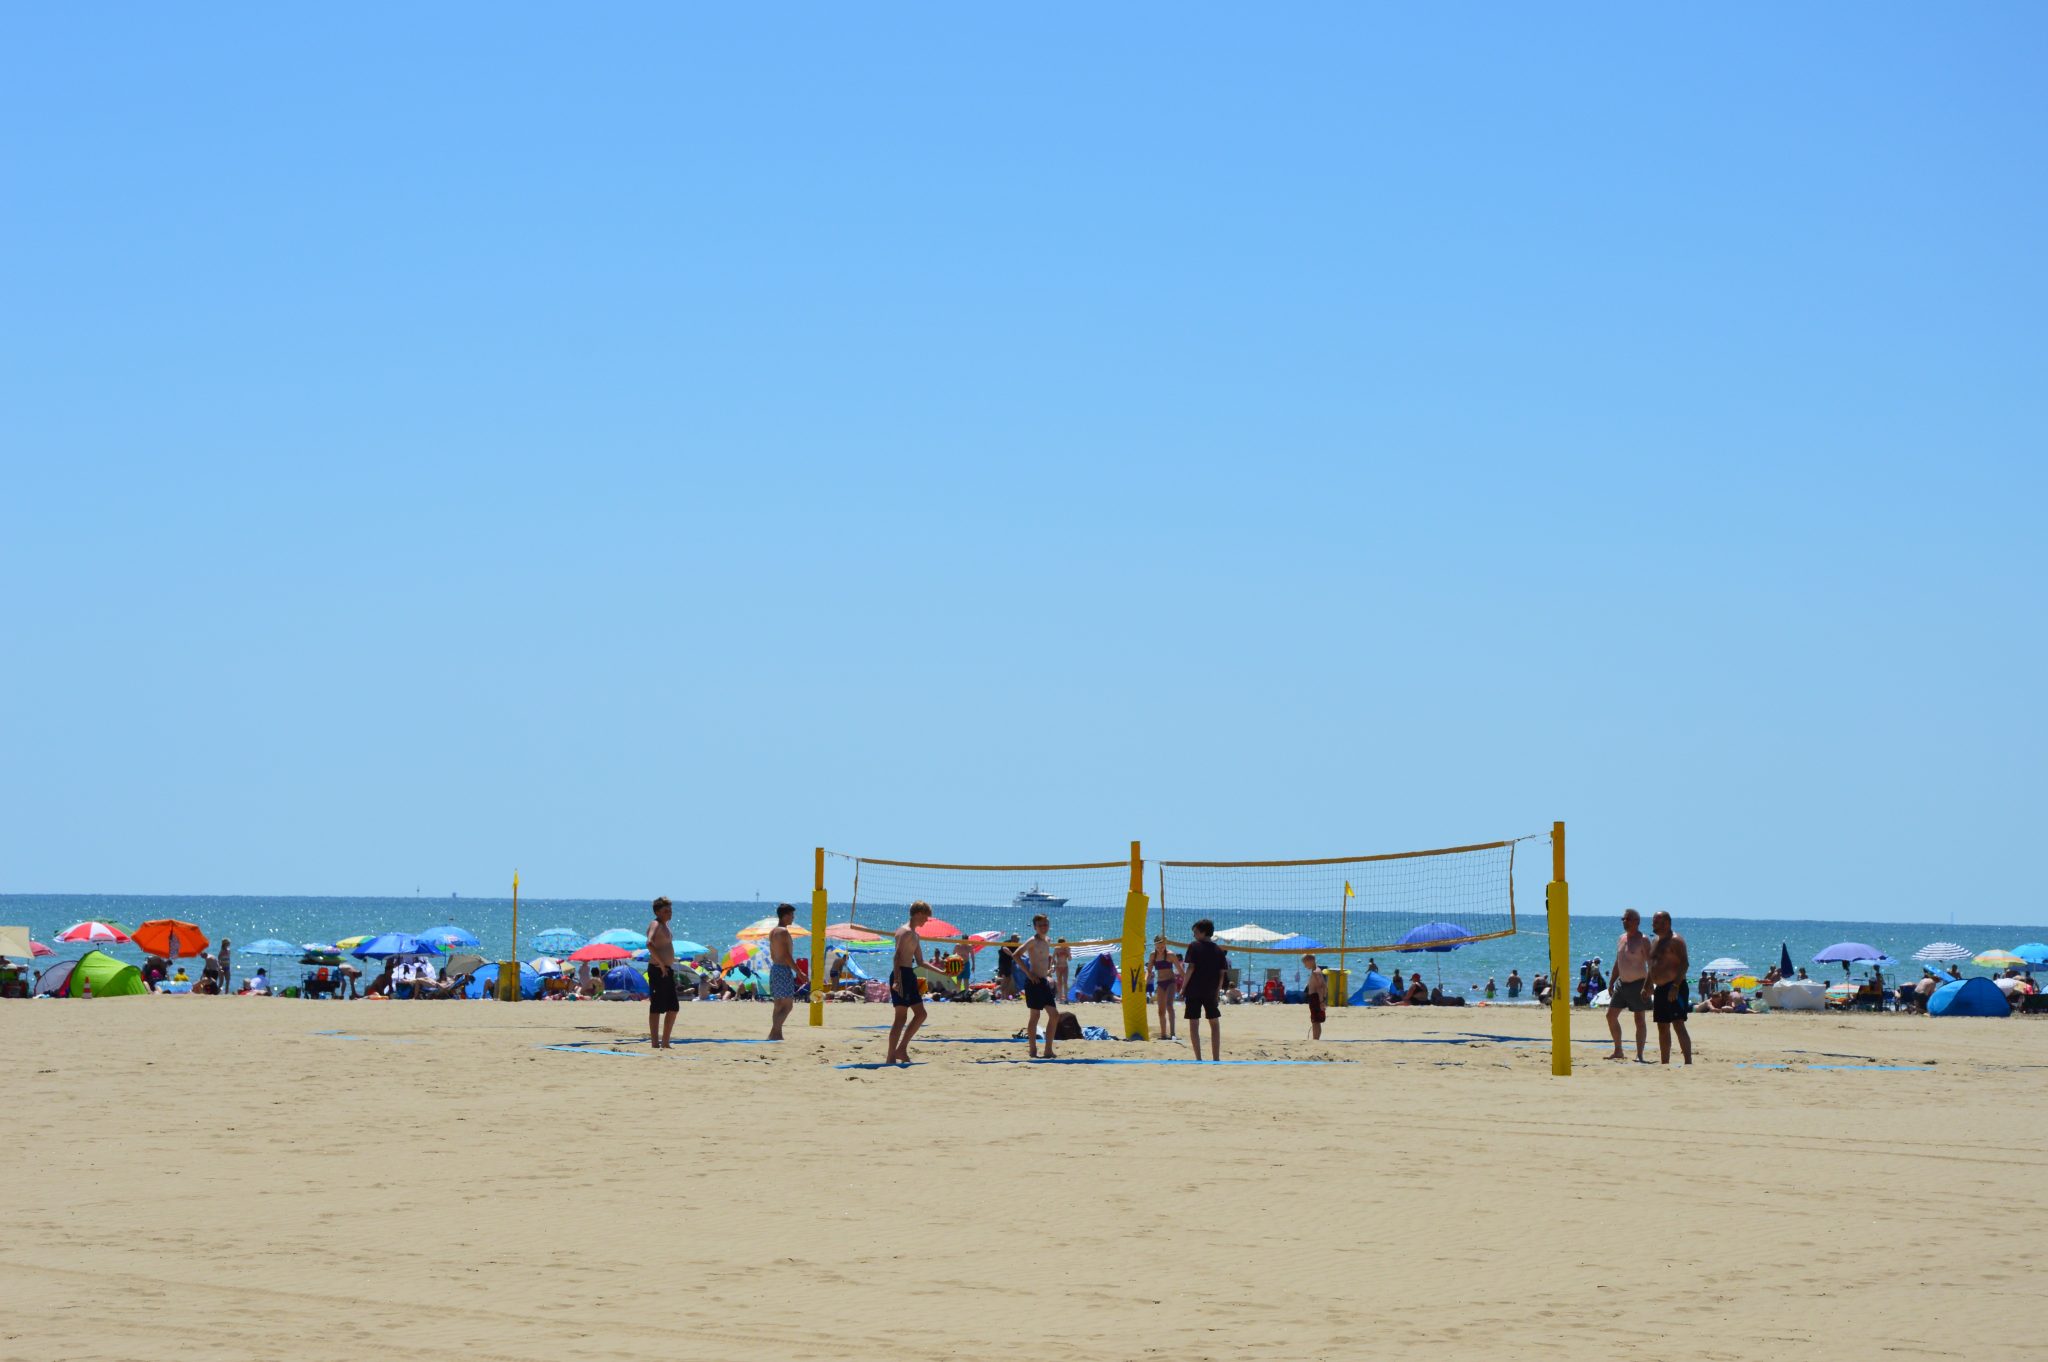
[3,892,2038,997]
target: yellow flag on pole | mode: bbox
[1344,880,1354,897]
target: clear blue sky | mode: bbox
[3,5,2042,921]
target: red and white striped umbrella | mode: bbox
[56,921,130,945]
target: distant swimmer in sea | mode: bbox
[767,902,797,1041]
[647,897,679,1050]
[1020,915,1061,1060]
[1605,909,1651,1063]
[884,902,935,1066]
[1648,910,1693,1066]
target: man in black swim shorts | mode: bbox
[1019,914,1061,1059]
[647,896,680,1048]
[885,902,934,1065]
[1181,918,1228,1061]
[1648,910,1693,1066]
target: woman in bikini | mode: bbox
[1150,935,1179,1040]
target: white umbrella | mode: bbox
[1215,924,1284,944]
[1913,941,1972,963]
[1702,957,1749,974]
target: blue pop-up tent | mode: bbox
[1927,976,2009,1017]
[1349,970,1393,1004]
[605,965,649,997]
[1068,952,1120,1002]
[466,962,542,1000]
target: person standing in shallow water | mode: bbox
[647,897,679,1050]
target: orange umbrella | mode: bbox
[132,919,209,958]
[824,923,886,943]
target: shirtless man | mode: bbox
[1302,953,1327,1039]
[767,902,798,1040]
[1647,909,1693,1065]
[647,896,679,1050]
[1020,915,1061,1060]
[1605,909,1652,1062]
[884,902,935,1065]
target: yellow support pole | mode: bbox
[1120,840,1150,1041]
[497,870,521,1002]
[1547,822,1570,1076]
[808,847,827,1027]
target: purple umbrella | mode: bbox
[1812,942,1887,978]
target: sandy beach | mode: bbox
[9,997,2044,1361]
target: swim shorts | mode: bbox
[1652,980,1690,1023]
[1184,994,1221,1021]
[1307,995,1327,1024]
[891,966,922,1009]
[648,965,680,1015]
[770,963,795,1000]
[1023,977,1055,1009]
[1608,979,1648,1013]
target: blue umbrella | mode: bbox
[672,939,709,957]
[243,938,302,957]
[353,932,443,960]
[418,924,480,951]
[1268,934,1325,953]
[1812,942,1884,965]
[1396,922,1472,952]
[591,928,648,950]
[2013,943,2048,968]
[531,927,586,954]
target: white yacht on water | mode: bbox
[1013,885,1068,909]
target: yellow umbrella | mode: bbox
[735,915,809,940]
[1732,975,1759,990]
[1974,950,2025,969]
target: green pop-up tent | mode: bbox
[34,949,147,998]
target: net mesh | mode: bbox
[1155,836,1539,958]
[824,854,1133,955]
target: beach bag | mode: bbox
[1054,1012,1083,1040]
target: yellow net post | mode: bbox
[496,870,521,1002]
[809,847,826,1027]
[1120,839,1149,1040]
[1547,822,1570,1076]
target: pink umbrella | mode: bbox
[915,918,963,940]
[566,942,632,962]
[31,940,54,958]
[56,921,130,945]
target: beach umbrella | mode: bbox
[722,944,759,969]
[1702,957,1749,975]
[131,919,209,958]
[335,935,373,951]
[737,916,811,941]
[1732,976,1760,990]
[1268,934,1325,953]
[352,932,443,960]
[1216,924,1284,944]
[591,928,649,950]
[56,921,130,946]
[1913,942,1973,963]
[1825,982,1856,1001]
[301,941,344,955]
[0,926,34,960]
[914,918,962,940]
[567,942,632,963]
[531,927,586,954]
[825,923,884,943]
[671,939,708,957]
[1812,942,1885,975]
[1974,950,2026,970]
[1396,922,1472,952]
[418,924,480,951]
[1779,942,1794,977]
[528,955,563,974]
[242,938,302,957]
[2011,943,2048,967]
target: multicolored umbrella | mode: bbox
[131,919,209,958]
[335,935,373,951]
[1974,950,2026,970]
[723,944,759,969]
[56,921,130,945]
[736,917,809,941]
[418,924,480,951]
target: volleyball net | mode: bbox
[809,845,1152,1035]
[1154,834,1543,958]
